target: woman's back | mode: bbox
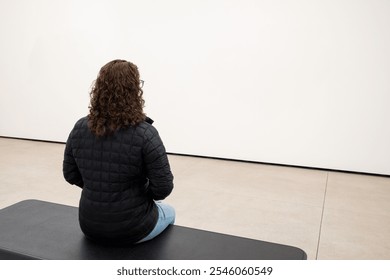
[64,117,173,244]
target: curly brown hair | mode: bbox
[88,59,146,137]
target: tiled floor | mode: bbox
[0,137,389,259]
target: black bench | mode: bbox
[0,200,307,260]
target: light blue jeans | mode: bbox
[137,201,175,243]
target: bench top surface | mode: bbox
[0,200,307,260]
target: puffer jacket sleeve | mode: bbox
[63,129,84,188]
[143,125,173,200]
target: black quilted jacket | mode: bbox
[63,116,173,244]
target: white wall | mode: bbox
[1,0,389,175]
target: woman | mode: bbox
[63,59,174,245]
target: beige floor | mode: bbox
[0,137,389,260]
